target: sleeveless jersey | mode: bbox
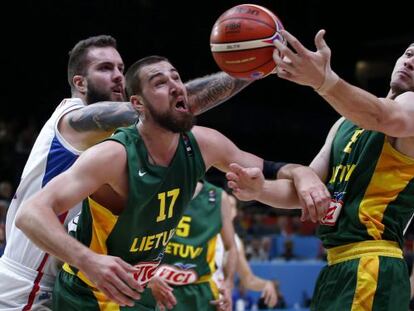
[2,98,84,281]
[64,125,205,286]
[318,119,414,249]
[0,98,84,310]
[156,181,223,285]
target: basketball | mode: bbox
[210,4,285,80]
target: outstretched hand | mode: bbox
[226,163,264,201]
[273,29,333,91]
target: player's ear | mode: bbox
[73,75,86,93]
[130,95,144,113]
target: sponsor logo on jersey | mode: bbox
[133,261,161,285]
[155,263,198,285]
[320,191,345,226]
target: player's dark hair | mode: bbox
[125,55,169,97]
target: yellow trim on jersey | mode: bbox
[62,262,97,288]
[209,277,220,300]
[327,240,402,266]
[196,274,212,284]
[359,141,414,239]
[195,235,217,284]
[351,256,379,311]
[88,197,119,254]
[93,290,121,311]
[206,235,218,274]
[62,262,75,275]
[62,198,119,288]
[62,262,120,310]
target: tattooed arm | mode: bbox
[185,72,252,115]
[58,73,250,151]
[59,101,138,151]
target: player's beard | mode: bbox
[85,81,125,104]
[146,100,194,133]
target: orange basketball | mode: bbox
[210,4,285,80]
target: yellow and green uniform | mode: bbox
[154,181,223,311]
[312,119,414,311]
[53,125,205,311]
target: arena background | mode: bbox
[0,1,413,310]
[2,0,412,171]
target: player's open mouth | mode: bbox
[175,100,188,112]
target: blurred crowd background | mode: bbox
[1,1,413,310]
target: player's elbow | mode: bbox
[360,97,414,137]
[15,197,45,235]
[15,202,33,233]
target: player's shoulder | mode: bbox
[394,91,414,104]
[191,125,222,140]
[56,98,85,112]
[85,139,126,160]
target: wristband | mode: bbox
[263,160,287,179]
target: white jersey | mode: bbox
[213,233,242,285]
[0,98,85,310]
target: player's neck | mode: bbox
[137,122,180,167]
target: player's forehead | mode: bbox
[141,61,178,81]
[403,43,414,55]
[87,46,123,66]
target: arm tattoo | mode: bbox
[186,72,252,115]
[68,102,139,132]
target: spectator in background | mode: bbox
[0,201,7,220]
[246,238,269,262]
[277,216,295,237]
[233,205,251,238]
[280,239,296,261]
[0,181,13,203]
[13,118,39,185]
[0,121,16,185]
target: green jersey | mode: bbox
[318,119,414,249]
[156,181,223,285]
[64,125,205,287]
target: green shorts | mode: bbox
[164,281,219,311]
[311,255,409,311]
[53,270,156,311]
